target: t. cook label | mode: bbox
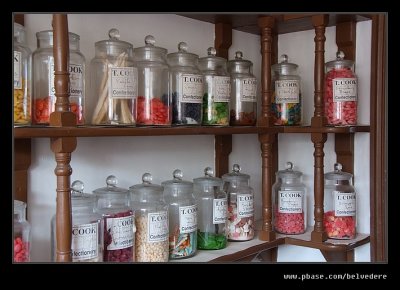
[213,198,227,224]
[179,205,198,233]
[333,78,357,102]
[147,211,169,242]
[106,215,134,250]
[237,194,254,218]
[240,78,257,102]
[109,67,137,99]
[278,191,303,213]
[14,51,22,89]
[71,222,99,261]
[180,74,204,103]
[334,191,356,216]
[48,57,84,97]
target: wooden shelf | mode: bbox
[281,125,370,133]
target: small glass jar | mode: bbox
[51,180,103,262]
[93,175,135,262]
[324,51,358,126]
[14,200,31,262]
[162,169,197,259]
[134,36,171,126]
[222,164,255,241]
[272,162,307,235]
[13,23,31,125]
[199,47,231,126]
[324,163,357,239]
[193,167,227,250]
[32,30,85,125]
[271,54,302,126]
[129,173,169,262]
[90,28,136,126]
[167,42,204,126]
[227,51,257,126]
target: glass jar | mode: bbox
[162,169,197,259]
[13,23,31,125]
[324,51,358,126]
[199,47,231,126]
[222,164,255,241]
[90,28,136,126]
[14,200,31,262]
[227,51,257,126]
[271,54,302,126]
[272,162,307,234]
[193,167,227,250]
[324,163,357,239]
[129,173,169,262]
[93,175,135,262]
[51,180,103,262]
[167,42,204,126]
[32,30,85,125]
[134,36,171,126]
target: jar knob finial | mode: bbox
[204,167,214,177]
[235,51,243,60]
[208,47,216,56]
[106,175,118,187]
[232,164,241,173]
[285,161,293,170]
[280,54,288,63]
[108,28,120,40]
[178,42,188,52]
[173,169,183,180]
[145,35,155,46]
[71,180,84,194]
[336,51,345,60]
[334,163,343,172]
[142,173,153,184]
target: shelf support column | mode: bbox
[14,139,31,204]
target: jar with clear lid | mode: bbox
[14,23,31,125]
[193,167,227,250]
[93,175,135,262]
[91,28,136,126]
[129,173,169,262]
[51,180,103,262]
[32,30,85,125]
[161,169,197,259]
[222,164,255,241]
[134,36,171,126]
[199,47,231,126]
[324,51,358,126]
[167,42,204,125]
[271,54,302,126]
[227,51,257,126]
[272,162,307,234]
[14,200,31,262]
[324,163,357,239]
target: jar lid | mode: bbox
[94,28,133,56]
[93,175,129,196]
[161,169,193,190]
[324,163,353,181]
[71,180,97,206]
[325,51,354,70]
[36,30,80,43]
[222,164,250,182]
[276,162,302,178]
[193,167,222,187]
[14,22,26,43]
[272,54,298,75]
[130,173,164,197]
[198,47,227,71]
[167,42,199,67]
[133,35,167,62]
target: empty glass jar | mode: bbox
[14,200,31,262]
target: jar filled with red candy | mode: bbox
[93,175,135,262]
[134,35,171,126]
[324,51,358,126]
[32,30,85,125]
[324,163,357,239]
[14,200,31,262]
[272,162,307,234]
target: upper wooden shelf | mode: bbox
[177,13,372,35]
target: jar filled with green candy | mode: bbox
[199,47,231,126]
[271,54,302,126]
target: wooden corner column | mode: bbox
[51,14,77,262]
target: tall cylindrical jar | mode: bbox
[227,51,257,126]
[167,42,204,125]
[32,30,85,125]
[129,173,169,262]
[199,47,231,126]
[324,163,357,239]
[51,180,103,262]
[162,169,197,259]
[14,200,31,262]
[91,29,136,125]
[222,164,255,241]
[193,167,227,250]
[13,23,31,125]
[271,54,302,126]
[272,162,307,234]
[93,175,135,262]
[134,36,171,126]
[324,51,358,126]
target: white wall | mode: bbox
[24,14,371,262]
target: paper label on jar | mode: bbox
[237,194,254,218]
[213,198,227,224]
[212,76,231,102]
[334,191,356,216]
[109,67,137,99]
[14,51,22,89]
[333,78,357,102]
[71,222,99,261]
[180,74,204,103]
[275,80,300,103]
[179,205,197,233]
[240,78,257,102]
[278,191,303,213]
[147,211,169,242]
[105,215,134,250]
